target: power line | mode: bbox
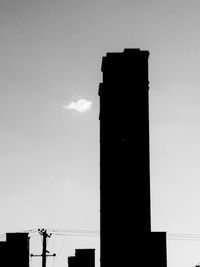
[53,233,100,238]
[0,228,100,238]
[55,235,66,260]
[46,228,100,234]
[49,235,57,251]
[167,233,200,236]
[168,241,200,242]
[167,233,200,241]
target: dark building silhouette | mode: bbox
[0,241,7,265]
[0,233,30,266]
[68,249,95,267]
[99,49,167,267]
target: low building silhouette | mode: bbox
[68,249,95,267]
[0,241,7,265]
[99,49,167,267]
[0,232,30,266]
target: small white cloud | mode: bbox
[62,99,92,113]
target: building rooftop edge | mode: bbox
[104,48,149,56]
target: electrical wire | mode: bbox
[0,228,100,237]
[46,228,99,233]
[49,234,57,252]
[39,232,43,245]
[53,233,99,237]
[53,256,55,267]
[55,235,66,260]
[167,233,200,241]
[5,228,200,240]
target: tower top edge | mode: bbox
[104,48,149,57]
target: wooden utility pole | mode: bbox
[31,229,56,267]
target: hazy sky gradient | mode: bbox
[1,0,200,266]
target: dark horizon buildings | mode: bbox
[68,249,95,267]
[99,49,167,267]
[0,232,30,266]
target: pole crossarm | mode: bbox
[31,254,42,257]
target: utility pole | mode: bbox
[31,229,56,267]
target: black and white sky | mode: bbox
[1,0,200,267]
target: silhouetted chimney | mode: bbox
[99,48,167,267]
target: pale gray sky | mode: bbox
[1,0,200,266]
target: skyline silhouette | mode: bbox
[1,1,200,267]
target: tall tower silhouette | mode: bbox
[99,49,167,267]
